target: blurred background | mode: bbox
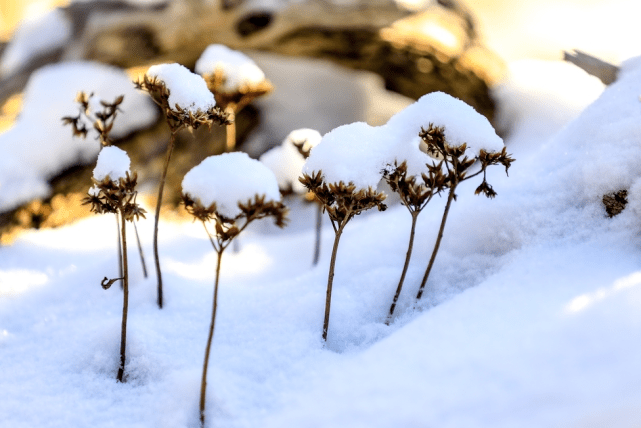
[0,0,639,241]
[2,0,639,63]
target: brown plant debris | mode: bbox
[603,189,628,217]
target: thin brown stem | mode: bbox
[225,104,236,152]
[199,249,223,427]
[116,213,123,289]
[386,211,419,324]
[416,184,456,301]
[133,221,148,278]
[322,223,345,342]
[312,202,322,266]
[116,213,129,382]
[153,130,177,309]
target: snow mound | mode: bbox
[387,91,504,155]
[260,128,322,193]
[195,44,267,93]
[0,61,156,211]
[146,63,216,112]
[303,122,390,189]
[182,152,281,218]
[93,146,131,182]
[0,8,72,77]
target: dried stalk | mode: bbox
[116,213,129,382]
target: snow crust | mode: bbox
[0,61,156,211]
[195,44,267,93]
[182,152,281,218]
[0,8,72,77]
[93,146,131,182]
[146,63,216,112]
[259,128,321,193]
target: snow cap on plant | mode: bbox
[182,152,285,222]
[196,44,267,93]
[195,44,273,109]
[84,146,146,222]
[260,128,322,194]
[303,122,391,190]
[386,91,504,159]
[135,63,229,129]
[92,145,130,182]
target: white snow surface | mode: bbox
[182,152,282,218]
[146,63,216,112]
[93,146,131,182]
[0,8,71,77]
[303,121,391,189]
[195,44,267,93]
[0,61,156,211]
[386,91,504,155]
[259,128,321,193]
[304,92,503,188]
[4,48,641,428]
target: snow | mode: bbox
[259,128,321,193]
[93,146,131,182]
[0,8,71,77]
[303,122,390,189]
[195,44,267,93]
[146,63,216,112]
[386,91,504,155]
[303,93,503,188]
[182,152,282,218]
[0,61,156,211]
[3,4,641,428]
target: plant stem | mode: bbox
[116,213,123,289]
[312,202,322,266]
[416,185,456,301]
[116,213,129,382]
[153,131,177,309]
[386,211,419,324]
[133,221,148,278]
[200,249,223,427]
[225,104,236,152]
[323,224,344,342]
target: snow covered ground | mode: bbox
[3,1,641,427]
[2,54,641,427]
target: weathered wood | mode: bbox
[1,0,503,117]
[564,49,618,85]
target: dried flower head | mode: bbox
[82,171,146,222]
[134,71,230,131]
[62,91,125,146]
[300,171,387,226]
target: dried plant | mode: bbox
[135,74,229,309]
[603,189,628,217]
[382,160,447,324]
[291,135,324,266]
[200,67,273,152]
[415,124,515,302]
[62,91,148,282]
[182,193,287,428]
[62,91,124,147]
[83,171,146,382]
[300,171,387,341]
